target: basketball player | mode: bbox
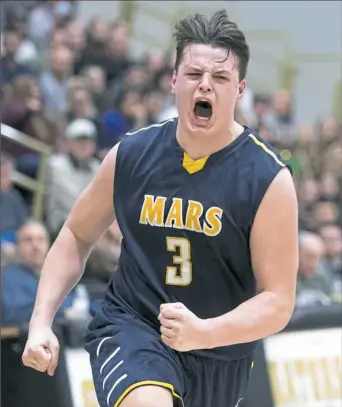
[22,10,299,407]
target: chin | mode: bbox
[188,114,215,134]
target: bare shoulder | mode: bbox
[95,143,120,184]
[250,167,299,288]
[257,168,298,220]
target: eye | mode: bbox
[215,76,228,81]
[188,73,201,78]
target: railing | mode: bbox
[1,124,52,220]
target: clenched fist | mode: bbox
[22,326,60,376]
[159,302,209,352]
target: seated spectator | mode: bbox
[319,172,340,204]
[103,22,132,84]
[46,118,100,237]
[2,75,52,185]
[81,220,122,301]
[26,0,55,52]
[81,65,107,113]
[142,88,166,124]
[2,75,51,148]
[1,30,34,86]
[73,18,109,75]
[312,199,340,229]
[66,78,98,122]
[296,232,334,307]
[0,153,28,243]
[319,224,342,278]
[1,220,74,326]
[39,45,73,122]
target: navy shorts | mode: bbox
[85,304,253,407]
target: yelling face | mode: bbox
[172,43,245,137]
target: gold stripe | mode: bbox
[126,119,174,136]
[114,380,184,407]
[248,134,285,167]
[182,153,209,174]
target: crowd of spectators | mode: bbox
[1,1,341,327]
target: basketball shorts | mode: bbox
[84,303,253,407]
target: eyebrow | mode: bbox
[187,67,231,76]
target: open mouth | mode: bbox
[193,100,212,120]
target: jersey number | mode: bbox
[166,237,192,286]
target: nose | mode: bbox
[199,74,212,93]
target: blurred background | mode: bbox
[1,1,341,407]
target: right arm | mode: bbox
[30,144,119,329]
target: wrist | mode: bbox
[29,310,54,330]
[199,318,217,350]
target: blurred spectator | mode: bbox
[298,179,320,230]
[26,0,55,52]
[319,224,342,279]
[103,22,132,83]
[73,18,109,75]
[312,200,340,229]
[319,173,340,204]
[67,77,97,122]
[39,45,73,121]
[1,30,34,86]
[1,220,74,326]
[81,65,107,113]
[271,89,295,137]
[46,119,100,237]
[64,20,86,53]
[2,1,38,30]
[0,153,28,243]
[2,75,50,144]
[2,75,52,181]
[82,220,122,301]
[296,232,334,307]
[103,62,148,111]
[143,88,166,124]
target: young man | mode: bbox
[22,9,299,407]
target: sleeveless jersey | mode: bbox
[105,118,286,361]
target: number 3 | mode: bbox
[166,237,193,286]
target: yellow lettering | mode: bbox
[185,200,203,233]
[203,207,223,236]
[268,357,342,405]
[165,198,184,229]
[139,195,166,226]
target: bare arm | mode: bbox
[30,145,119,329]
[205,168,299,348]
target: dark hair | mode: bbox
[173,9,250,81]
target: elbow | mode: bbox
[274,295,296,332]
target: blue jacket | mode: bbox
[1,263,74,326]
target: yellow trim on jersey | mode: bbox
[248,134,285,167]
[126,119,175,136]
[182,152,209,174]
[114,380,184,407]
[251,361,255,369]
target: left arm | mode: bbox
[160,168,299,351]
[205,168,299,348]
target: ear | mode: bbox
[171,71,177,94]
[237,79,246,100]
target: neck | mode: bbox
[176,120,244,160]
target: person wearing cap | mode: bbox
[45,119,100,239]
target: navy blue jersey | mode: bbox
[105,117,286,361]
